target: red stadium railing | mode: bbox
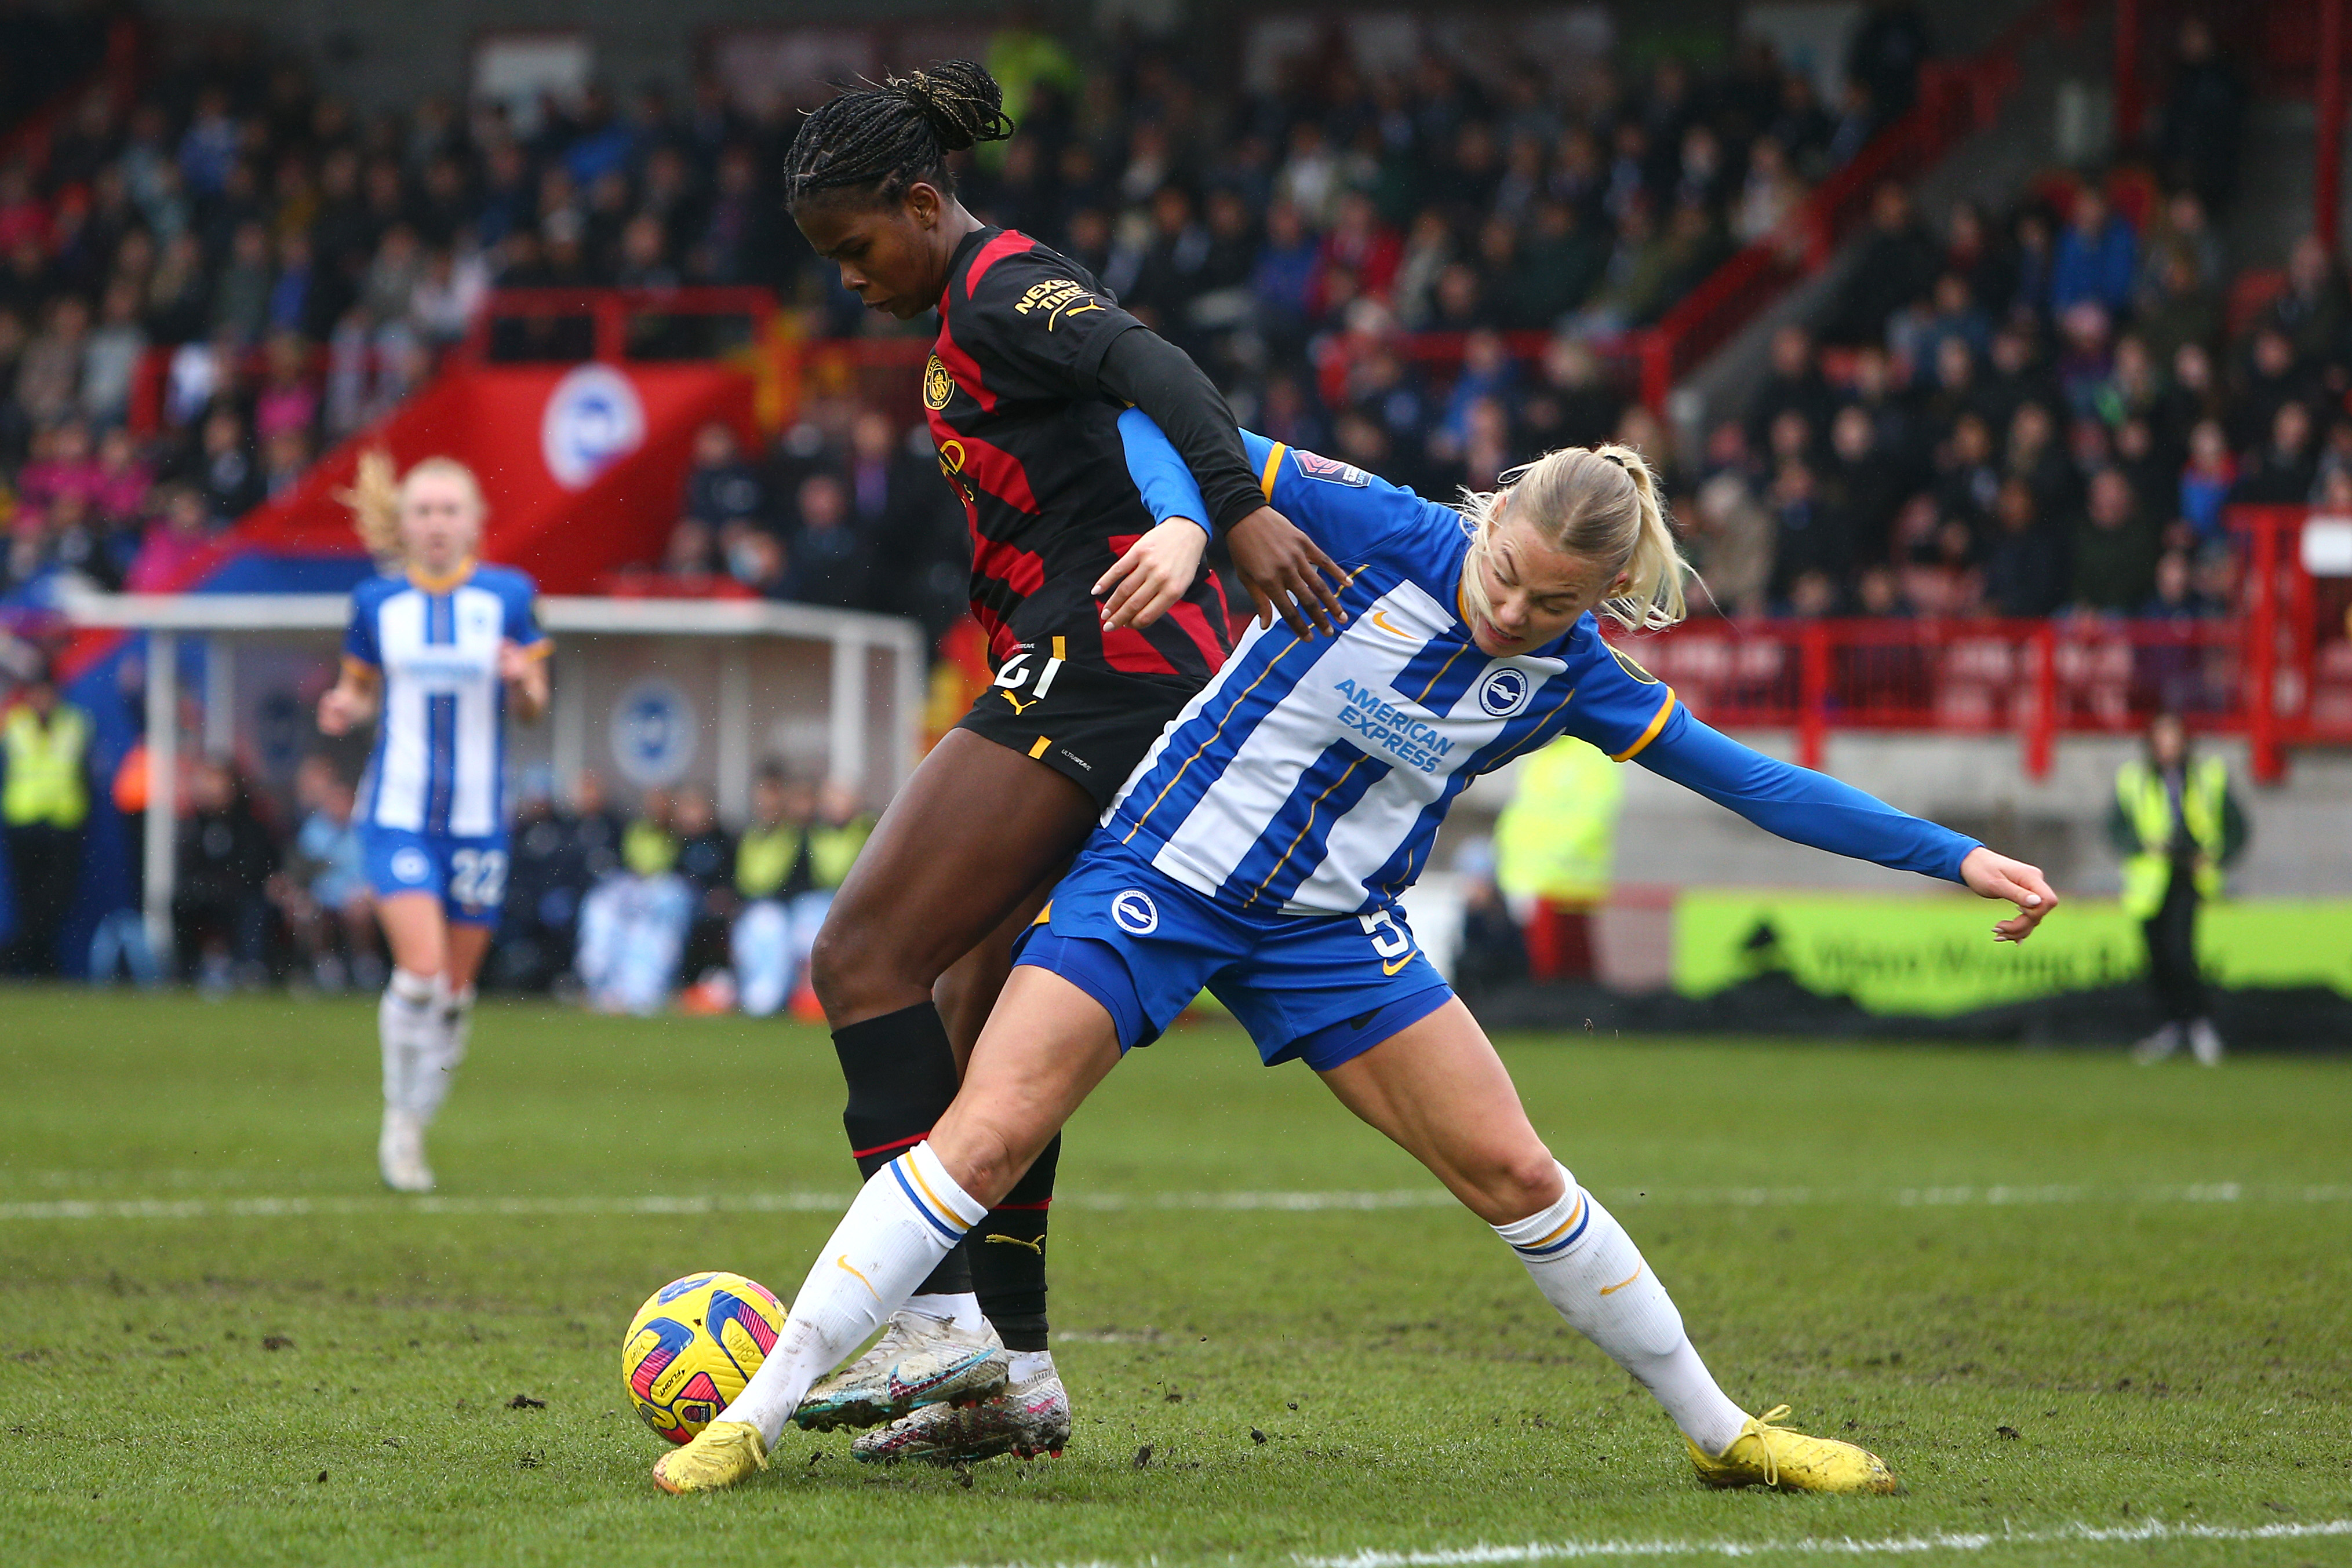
[1599,505,2352,783]
[2238,505,2352,781]
[458,285,778,364]
[1627,0,2089,411]
[126,286,792,437]
[1608,615,2242,779]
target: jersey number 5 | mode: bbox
[1358,909,1411,959]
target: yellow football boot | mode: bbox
[651,1420,769,1494]
[1687,1405,1900,1494]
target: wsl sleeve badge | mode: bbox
[1291,448,1370,486]
[620,1271,785,1444]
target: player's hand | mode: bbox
[1226,506,1348,637]
[497,639,537,682]
[1960,846,2059,943]
[317,685,361,736]
[1094,515,1208,631]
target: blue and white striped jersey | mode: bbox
[343,561,544,837]
[1104,432,1678,918]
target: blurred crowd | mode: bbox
[1666,20,2264,622]
[636,418,971,644]
[0,5,1949,610]
[0,61,489,600]
[0,4,2291,639]
[937,6,1935,499]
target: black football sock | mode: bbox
[969,1133,1060,1352]
[835,1003,971,1299]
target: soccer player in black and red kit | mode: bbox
[776,61,1349,1463]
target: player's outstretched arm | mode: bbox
[1958,845,2058,943]
[1637,709,2057,942]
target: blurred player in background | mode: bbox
[773,60,1345,1463]
[2113,712,2247,1065]
[658,429,2059,1494]
[317,454,548,1191]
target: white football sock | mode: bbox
[1495,1164,1748,1455]
[904,1292,986,1334]
[716,1142,986,1446]
[378,968,435,1113]
[414,976,474,1125]
[1006,1348,1055,1383]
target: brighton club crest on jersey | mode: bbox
[1477,666,1535,717]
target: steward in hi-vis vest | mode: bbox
[2,694,90,832]
[2112,753,2231,918]
[1494,736,1626,981]
[1,674,92,978]
[2106,714,2246,1064]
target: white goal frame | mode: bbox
[64,590,926,965]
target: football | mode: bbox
[620,1271,787,1444]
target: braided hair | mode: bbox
[784,61,1014,210]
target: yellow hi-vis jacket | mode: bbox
[2114,755,2228,919]
[621,818,678,877]
[734,822,800,901]
[806,817,873,892]
[2,702,90,830]
[1494,736,1625,906]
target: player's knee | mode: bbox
[808,920,880,1012]
[932,1114,1025,1210]
[1474,1145,1567,1226]
[813,905,936,1013]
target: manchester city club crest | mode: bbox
[923,353,955,410]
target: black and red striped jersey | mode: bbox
[924,225,1230,685]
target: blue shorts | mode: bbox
[1014,837,1452,1071]
[361,825,509,928]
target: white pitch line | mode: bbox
[919,1519,2352,1568]
[1290,1517,2352,1565]
[0,1183,2347,1224]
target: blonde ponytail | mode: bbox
[1457,442,1689,633]
[339,451,487,566]
[341,448,403,561]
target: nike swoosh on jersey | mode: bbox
[1370,610,1417,640]
[1381,951,1417,975]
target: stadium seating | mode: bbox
[0,8,1971,619]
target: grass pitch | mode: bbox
[1,988,2347,1567]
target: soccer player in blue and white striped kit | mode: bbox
[318,454,548,1193]
[658,424,2060,1494]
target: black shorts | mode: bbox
[956,651,1197,809]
